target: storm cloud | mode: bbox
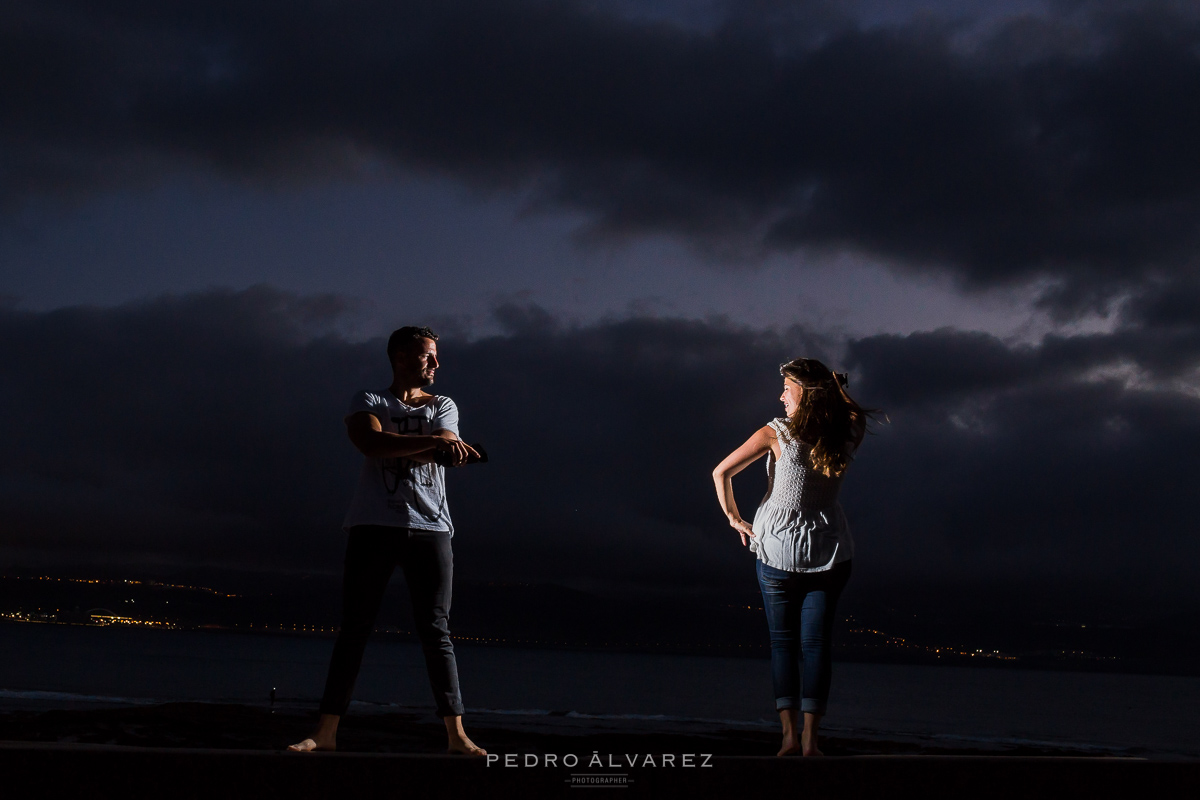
[5,1,1200,310]
[2,286,1197,607]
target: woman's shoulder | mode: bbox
[768,418,808,448]
[773,418,834,452]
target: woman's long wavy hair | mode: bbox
[779,358,877,478]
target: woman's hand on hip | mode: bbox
[729,515,755,547]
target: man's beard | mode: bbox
[420,373,435,387]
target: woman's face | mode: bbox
[781,378,804,417]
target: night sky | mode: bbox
[3,1,1199,650]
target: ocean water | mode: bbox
[3,623,1198,757]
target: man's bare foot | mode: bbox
[447,734,486,756]
[288,713,340,752]
[287,737,335,752]
[445,715,487,756]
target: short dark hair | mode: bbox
[386,326,438,359]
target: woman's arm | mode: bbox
[712,425,775,547]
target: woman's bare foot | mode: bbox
[445,715,487,756]
[801,711,824,756]
[288,713,340,752]
[777,708,801,756]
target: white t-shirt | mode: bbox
[342,389,460,535]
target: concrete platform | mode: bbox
[2,741,1197,799]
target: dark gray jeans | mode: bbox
[319,525,463,718]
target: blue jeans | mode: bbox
[756,559,851,716]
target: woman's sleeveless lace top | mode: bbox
[749,418,855,572]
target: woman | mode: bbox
[712,358,873,757]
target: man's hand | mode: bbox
[434,432,480,467]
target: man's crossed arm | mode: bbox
[345,412,479,466]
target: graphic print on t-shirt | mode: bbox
[343,390,459,534]
[379,413,445,524]
[381,415,434,494]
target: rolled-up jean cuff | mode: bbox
[775,697,799,711]
[801,698,825,715]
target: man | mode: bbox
[289,326,485,755]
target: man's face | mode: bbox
[396,338,440,386]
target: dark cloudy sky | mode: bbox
[2,1,1199,615]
